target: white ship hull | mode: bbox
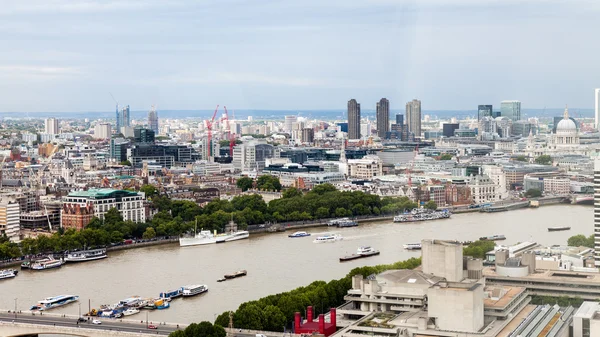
[65,255,107,263]
[225,231,249,242]
[179,237,216,247]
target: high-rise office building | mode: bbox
[477,105,493,120]
[94,123,112,139]
[595,157,600,266]
[442,123,459,137]
[44,118,59,134]
[595,89,600,130]
[376,98,390,138]
[302,128,315,143]
[117,105,131,133]
[148,105,159,134]
[405,99,422,137]
[134,128,155,143]
[284,116,297,133]
[348,99,361,139]
[500,100,521,121]
[395,114,404,125]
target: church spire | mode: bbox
[564,104,569,120]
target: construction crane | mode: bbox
[206,105,219,158]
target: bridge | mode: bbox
[0,312,294,337]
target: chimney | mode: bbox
[307,306,313,323]
[295,312,301,330]
[318,314,325,334]
[330,308,336,327]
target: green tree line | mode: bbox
[567,234,594,248]
[212,258,422,332]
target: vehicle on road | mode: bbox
[92,319,102,325]
[77,317,86,323]
[148,324,158,329]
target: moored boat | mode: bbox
[30,256,63,271]
[119,296,143,308]
[179,230,217,247]
[393,209,451,223]
[159,288,183,300]
[0,269,18,280]
[339,246,380,262]
[182,284,208,297]
[31,295,79,311]
[403,243,422,250]
[328,218,358,227]
[479,235,506,241]
[154,298,170,310]
[122,308,140,316]
[313,233,343,243]
[548,226,571,232]
[64,249,107,263]
[224,270,247,279]
[288,231,310,238]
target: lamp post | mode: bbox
[14,298,17,319]
[146,311,149,328]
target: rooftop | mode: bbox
[484,286,525,309]
[67,188,139,198]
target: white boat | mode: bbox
[64,249,107,263]
[217,230,250,242]
[288,231,311,238]
[30,256,63,270]
[119,296,143,308]
[0,269,17,280]
[403,243,422,250]
[182,284,208,297]
[313,233,343,243]
[122,308,140,316]
[180,230,217,247]
[31,295,79,311]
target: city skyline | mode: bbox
[1,0,599,112]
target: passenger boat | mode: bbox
[288,231,311,238]
[403,243,422,250]
[224,270,247,279]
[216,230,250,243]
[30,256,64,270]
[328,218,358,227]
[122,308,140,316]
[21,257,52,269]
[393,209,451,223]
[154,298,170,310]
[182,284,208,297]
[64,249,107,263]
[119,296,143,308]
[313,233,343,243]
[548,226,571,232]
[339,246,380,262]
[31,295,79,311]
[159,288,183,300]
[0,269,18,280]
[479,235,506,241]
[179,230,217,247]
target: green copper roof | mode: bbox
[68,188,139,198]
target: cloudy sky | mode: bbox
[0,0,599,112]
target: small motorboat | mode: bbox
[548,226,571,232]
[288,231,311,238]
[339,246,380,262]
[313,233,343,243]
[403,243,422,250]
[479,235,506,241]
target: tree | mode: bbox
[439,154,453,160]
[568,234,594,248]
[120,160,132,166]
[424,201,437,210]
[140,184,158,198]
[256,175,282,191]
[535,155,552,165]
[514,155,528,162]
[142,227,156,240]
[315,207,330,219]
[463,240,495,259]
[234,304,264,330]
[236,177,253,192]
[525,188,542,198]
[104,208,123,226]
[262,305,287,332]
[282,187,303,199]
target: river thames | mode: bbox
[2,204,591,324]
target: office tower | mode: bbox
[94,123,112,139]
[405,99,422,137]
[44,118,59,134]
[134,128,155,143]
[595,157,600,266]
[117,105,131,133]
[376,98,390,138]
[478,105,493,120]
[148,105,159,134]
[442,123,459,137]
[595,89,600,130]
[284,116,297,133]
[396,114,404,125]
[302,128,314,143]
[336,123,348,133]
[500,100,521,121]
[347,99,361,139]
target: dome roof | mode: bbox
[556,118,577,132]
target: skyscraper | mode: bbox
[595,157,600,266]
[148,105,159,134]
[477,105,493,120]
[595,89,600,130]
[44,118,59,134]
[284,116,297,133]
[395,114,404,125]
[500,100,521,121]
[376,98,390,138]
[347,99,361,139]
[405,99,422,137]
[117,105,131,133]
[94,123,112,139]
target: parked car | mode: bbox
[92,319,102,325]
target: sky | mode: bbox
[1,0,599,113]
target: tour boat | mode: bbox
[328,218,358,227]
[313,233,343,243]
[159,288,183,300]
[224,270,247,279]
[31,295,79,311]
[179,230,217,247]
[479,235,506,241]
[122,308,140,316]
[182,284,208,297]
[403,243,422,250]
[548,226,571,232]
[339,246,380,262]
[64,249,107,263]
[119,296,144,308]
[216,230,250,243]
[393,209,451,223]
[30,256,64,271]
[0,269,18,280]
[288,231,311,238]
[154,298,170,310]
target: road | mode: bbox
[0,312,178,335]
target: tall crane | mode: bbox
[206,105,220,159]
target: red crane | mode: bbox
[207,105,219,158]
[222,106,236,156]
